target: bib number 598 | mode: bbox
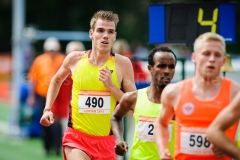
[189,135,210,148]
[85,97,104,108]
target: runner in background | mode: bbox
[27,37,65,156]
[111,46,177,159]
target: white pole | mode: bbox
[11,0,25,134]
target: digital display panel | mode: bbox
[149,3,236,44]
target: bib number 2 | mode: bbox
[148,124,154,135]
[138,117,156,142]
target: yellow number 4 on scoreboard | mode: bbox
[198,8,218,33]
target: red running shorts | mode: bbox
[62,127,117,160]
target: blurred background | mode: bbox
[0,0,240,160]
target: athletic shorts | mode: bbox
[62,127,117,160]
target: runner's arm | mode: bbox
[44,52,83,111]
[207,91,240,160]
[111,91,137,142]
[111,55,136,102]
[155,83,176,157]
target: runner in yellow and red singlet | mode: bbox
[40,10,136,160]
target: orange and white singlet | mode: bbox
[68,51,120,136]
[174,78,238,160]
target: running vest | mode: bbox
[175,78,238,160]
[237,127,240,148]
[130,87,175,160]
[69,51,120,136]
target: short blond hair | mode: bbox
[194,32,225,53]
[90,10,119,30]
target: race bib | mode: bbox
[180,127,213,155]
[138,116,156,142]
[138,116,172,142]
[78,91,111,114]
[168,123,172,142]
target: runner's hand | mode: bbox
[160,149,173,160]
[115,140,128,156]
[211,144,226,158]
[40,111,54,126]
[99,66,113,89]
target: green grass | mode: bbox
[0,103,11,121]
[0,102,63,160]
[0,133,63,160]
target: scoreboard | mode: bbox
[149,3,236,44]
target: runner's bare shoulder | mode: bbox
[114,53,133,76]
[162,81,183,102]
[115,53,132,65]
[63,51,87,72]
[118,90,138,112]
[63,51,85,66]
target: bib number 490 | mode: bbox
[189,134,210,148]
[85,97,104,108]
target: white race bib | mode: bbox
[78,91,111,114]
[138,116,172,142]
[138,116,156,142]
[180,127,213,155]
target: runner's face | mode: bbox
[192,40,225,78]
[89,19,116,53]
[149,51,176,88]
